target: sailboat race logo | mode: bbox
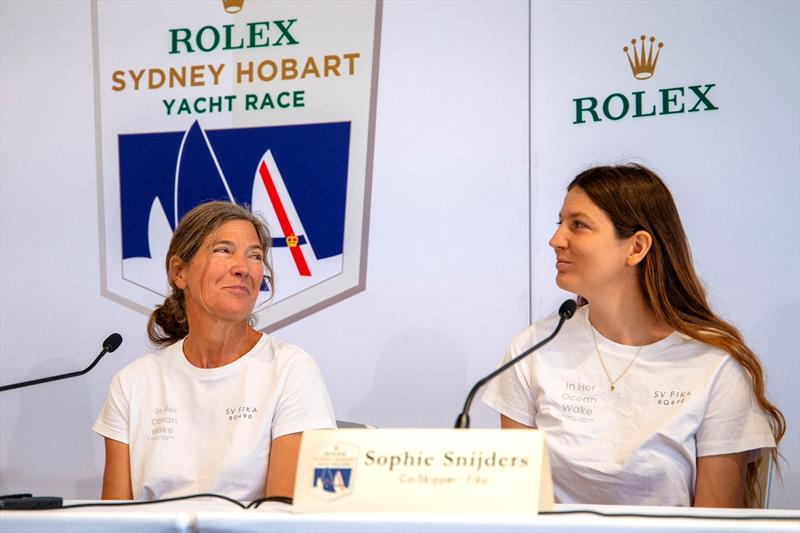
[94,1,381,330]
[119,120,349,307]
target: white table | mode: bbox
[1,500,798,533]
[198,504,800,533]
[0,499,228,533]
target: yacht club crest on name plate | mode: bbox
[310,442,359,501]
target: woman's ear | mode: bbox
[169,256,187,289]
[627,230,653,266]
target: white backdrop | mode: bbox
[1,0,797,510]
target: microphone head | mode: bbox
[559,299,578,320]
[102,333,123,353]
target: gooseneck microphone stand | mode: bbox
[454,300,577,429]
[0,333,123,509]
[0,333,122,392]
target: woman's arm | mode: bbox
[694,451,749,507]
[504,417,748,506]
[501,414,536,429]
[265,432,303,498]
[101,437,133,500]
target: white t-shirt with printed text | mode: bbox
[93,334,336,500]
[482,305,775,506]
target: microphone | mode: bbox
[454,300,577,428]
[0,333,123,392]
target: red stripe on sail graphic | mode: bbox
[258,160,311,277]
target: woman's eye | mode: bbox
[573,220,587,229]
[249,254,263,261]
[214,247,231,254]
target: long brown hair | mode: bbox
[147,201,273,347]
[569,164,785,507]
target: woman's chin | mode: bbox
[554,273,577,293]
[205,306,256,325]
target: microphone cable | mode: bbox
[540,508,799,521]
[5,495,797,521]
[0,493,294,511]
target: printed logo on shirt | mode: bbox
[559,381,598,422]
[149,405,179,440]
[225,405,259,421]
[653,389,692,406]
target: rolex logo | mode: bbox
[221,0,244,14]
[623,35,663,80]
[572,33,716,125]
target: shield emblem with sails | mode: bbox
[94,0,380,330]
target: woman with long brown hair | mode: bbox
[483,164,784,507]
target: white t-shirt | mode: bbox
[93,334,336,501]
[482,305,775,506]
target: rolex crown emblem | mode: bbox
[623,35,664,80]
[221,0,244,14]
[286,235,299,247]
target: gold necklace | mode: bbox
[591,327,642,392]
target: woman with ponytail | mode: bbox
[93,201,336,501]
[483,164,784,507]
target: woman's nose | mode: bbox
[231,255,248,276]
[549,226,567,249]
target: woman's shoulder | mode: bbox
[506,303,588,354]
[254,334,317,367]
[113,340,183,380]
[659,331,731,364]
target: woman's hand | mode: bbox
[265,432,303,498]
[694,451,749,507]
[101,437,133,500]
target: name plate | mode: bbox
[293,429,553,514]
